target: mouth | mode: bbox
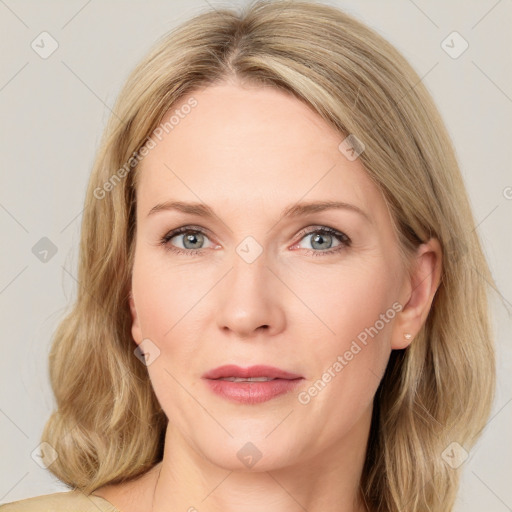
[202,365,304,404]
[216,376,279,382]
[202,364,303,381]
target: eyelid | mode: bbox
[294,225,349,241]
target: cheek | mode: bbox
[131,255,205,419]
[131,251,212,341]
[291,259,398,348]
[292,261,396,408]
[131,253,212,408]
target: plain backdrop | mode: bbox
[1,0,511,510]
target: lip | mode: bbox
[202,364,303,380]
[202,365,304,404]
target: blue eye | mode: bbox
[159,225,351,257]
[159,226,215,256]
[294,226,351,256]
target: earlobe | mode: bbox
[128,291,143,345]
[392,332,414,350]
[391,238,443,350]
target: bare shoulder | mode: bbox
[0,490,119,512]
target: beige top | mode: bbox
[0,490,121,512]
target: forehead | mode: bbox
[136,83,386,223]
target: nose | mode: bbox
[215,248,286,339]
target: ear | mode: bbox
[129,290,143,346]
[391,238,443,349]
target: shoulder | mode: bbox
[0,490,120,512]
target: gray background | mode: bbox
[1,0,511,510]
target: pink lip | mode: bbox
[202,365,304,404]
[202,364,303,380]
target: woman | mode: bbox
[2,1,495,511]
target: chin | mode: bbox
[193,432,303,472]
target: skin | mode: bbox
[92,80,442,512]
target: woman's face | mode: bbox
[129,82,411,471]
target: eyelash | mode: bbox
[159,225,351,257]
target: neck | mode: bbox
[150,408,371,512]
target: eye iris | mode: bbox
[311,232,333,250]
[183,232,203,249]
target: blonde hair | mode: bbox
[41,1,496,510]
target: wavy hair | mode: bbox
[41,1,496,510]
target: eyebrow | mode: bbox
[147,200,371,223]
